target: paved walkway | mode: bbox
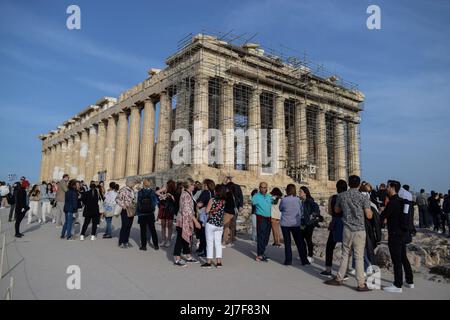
[1,207,449,300]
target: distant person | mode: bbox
[270,187,283,247]
[416,189,429,228]
[116,177,139,248]
[80,181,103,241]
[252,182,273,262]
[299,186,322,263]
[0,181,10,208]
[438,193,447,234]
[40,183,55,224]
[381,180,414,293]
[136,178,159,251]
[201,184,227,269]
[325,175,373,292]
[173,178,201,267]
[428,191,442,233]
[61,179,79,240]
[156,180,178,247]
[8,182,20,222]
[443,190,450,237]
[27,184,40,224]
[321,180,347,277]
[55,174,70,227]
[250,189,258,242]
[220,175,244,247]
[102,182,118,239]
[14,183,29,238]
[279,184,309,266]
[196,179,216,257]
[377,183,388,209]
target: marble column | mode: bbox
[65,137,73,178]
[247,88,261,172]
[192,76,209,167]
[48,145,57,181]
[175,80,189,130]
[295,100,308,167]
[126,105,141,177]
[71,133,81,178]
[347,119,361,177]
[104,116,117,181]
[85,125,97,181]
[219,80,234,171]
[334,116,347,181]
[155,91,172,171]
[95,121,107,178]
[315,108,328,183]
[114,111,128,179]
[139,99,155,174]
[274,94,286,174]
[78,129,89,181]
[59,140,68,179]
[39,149,47,182]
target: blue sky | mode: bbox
[0,0,449,193]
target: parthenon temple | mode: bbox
[38,33,364,197]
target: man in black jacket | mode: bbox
[381,180,414,293]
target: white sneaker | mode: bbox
[307,257,314,264]
[222,245,226,249]
[404,283,414,289]
[90,235,96,241]
[38,219,42,224]
[52,219,56,224]
[80,235,85,241]
[383,285,402,293]
[349,269,367,277]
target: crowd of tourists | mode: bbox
[1,174,449,293]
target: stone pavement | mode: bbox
[1,207,449,300]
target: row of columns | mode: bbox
[40,76,361,184]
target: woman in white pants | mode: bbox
[201,185,227,269]
[28,185,40,224]
[40,183,55,224]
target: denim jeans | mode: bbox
[61,211,73,238]
[256,215,271,256]
[105,217,113,236]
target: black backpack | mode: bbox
[138,189,155,214]
[7,192,15,205]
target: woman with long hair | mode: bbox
[270,187,283,247]
[173,178,201,267]
[156,179,178,247]
[196,179,215,257]
[102,182,118,239]
[201,184,227,268]
[299,186,321,263]
[80,181,103,241]
[116,177,139,248]
[40,183,55,224]
[27,184,40,224]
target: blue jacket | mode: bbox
[63,189,79,213]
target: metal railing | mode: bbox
[0,218,15,300]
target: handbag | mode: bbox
[126,203,136,218]
[98,199,105,214]
[113,203,123,217]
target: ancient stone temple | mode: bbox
[38,33,364,198]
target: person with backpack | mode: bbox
[321,180,347,277]
[201,184,227,268]
[80,181,103,241]
[299,186,322,263]
[156,180,178,247]
[380,180,414,293]
[137,178,159,251]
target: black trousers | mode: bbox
[81,216,100,236]
[440,213,447,233]
[9,204,16,221]
[432,212,441,231]
[281,226,308,265]
[388,235,413,288]
[302,225,315,257]
[195,225,206,254]
[325,231,338,267]
[15,210,25,235]
[138,214,158,248]
[119,210,134,245]
[173,226,191,256]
